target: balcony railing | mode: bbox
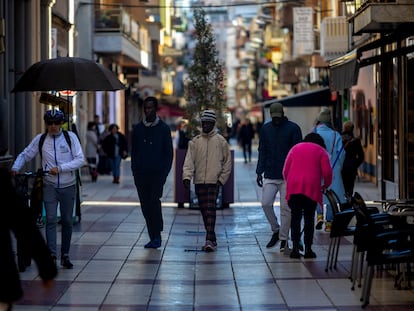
[351,0,414,34]
[95,8,139,44]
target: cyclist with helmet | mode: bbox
[11,109,85,269]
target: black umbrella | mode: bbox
[11,57,125,92]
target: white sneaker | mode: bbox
[202,240,217,252]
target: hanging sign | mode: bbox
[293,7,314,57]
[60,90,77,97]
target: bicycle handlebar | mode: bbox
[14,170,49,177]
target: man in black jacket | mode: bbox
[256,103,302,251]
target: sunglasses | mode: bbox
[46,121,62,126]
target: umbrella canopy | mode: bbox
[11,57,125,92]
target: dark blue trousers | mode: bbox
[134,174,166,241]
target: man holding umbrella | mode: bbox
[11,109,85,269]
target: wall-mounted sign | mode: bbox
[293,7,314,57]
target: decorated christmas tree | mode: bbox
[185,8,227,137]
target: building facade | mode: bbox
[329,0,414,200]
[0,0,181,171]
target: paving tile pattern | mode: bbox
[13,140,414,310]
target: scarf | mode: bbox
[143,116,160,127]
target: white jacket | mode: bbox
[12,130,85,188]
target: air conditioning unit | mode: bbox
[320,17,349,61]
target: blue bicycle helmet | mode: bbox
[44,108,65,123]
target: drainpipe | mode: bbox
[40,0,55,60]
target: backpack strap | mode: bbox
[38,133,47,159]
[62,130,72,151]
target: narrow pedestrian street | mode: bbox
[14,140,413,311]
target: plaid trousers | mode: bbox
[195,184,219,242]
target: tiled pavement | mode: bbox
[14,140,414,310]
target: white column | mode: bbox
[96,91,103,120]
[109,92,116,124]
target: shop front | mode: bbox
[329,24,414,200]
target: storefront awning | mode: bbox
[329,49,359,91]
[157,104,185,118]
[260,87,333,108]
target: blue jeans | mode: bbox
[43,184,75,257]
[109,155,121,178]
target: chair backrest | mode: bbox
[324,189,342,215]
[325,189,356,237]
[352,192,380,223]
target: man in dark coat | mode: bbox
[131,96,173,249]
[256,103,302,252]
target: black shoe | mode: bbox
[315,221,323,230]
[144,238,162,249]
[279,240,287,252]
[304,250,317,259]
[290,250,301,259]
[61,255,74,269]
[266,232,279,248]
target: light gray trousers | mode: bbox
[43,183,75,257]
[261,178,290,241]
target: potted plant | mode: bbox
[185,8,227,136]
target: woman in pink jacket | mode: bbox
[283,132,333,259]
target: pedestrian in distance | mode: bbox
[182,110,232,252]
[313,107,346,232]
[85,121,99,182]
[97,125,112,175]
[238,117,255,163]
[283,133,333,259]
[341,120,364,198]
[256,102,302,252]
[102,123,128,184]
[131,96,173,249]
[10,109,85,269]
[175,119,190,150]
[0,168,57,311]
[94,114,104,138]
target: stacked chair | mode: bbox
[351,192,414,308]
[324,189,356,272]
[349,193,387,290]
